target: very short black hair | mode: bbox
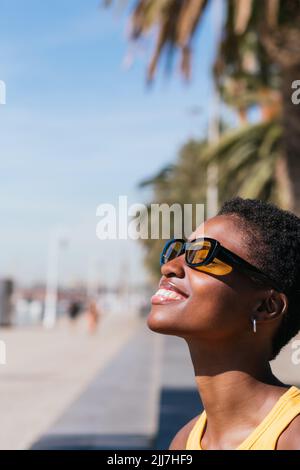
[218,196,300,360]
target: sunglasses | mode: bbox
[160,237,284,293]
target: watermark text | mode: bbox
[291,80,300,105]
[291,339,300,365]
[96,196,205,240]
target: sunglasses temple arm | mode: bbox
[220,250,283,293]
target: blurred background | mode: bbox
[0,0,299,450]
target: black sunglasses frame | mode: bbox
[160,237,284,294]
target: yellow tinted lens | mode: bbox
[186,240,211,264]
[164,241,183,263]
[194,257,233,275]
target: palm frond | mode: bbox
[200,121,275,164]
[237,156,276,199]
[234,0,253,35]
[138,163,175,188]
[177,0,208,47]
[265,0,280,28]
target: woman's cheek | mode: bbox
[185,281,242,331]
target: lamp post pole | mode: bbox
[43,233,68,329]
[206,0,223,219]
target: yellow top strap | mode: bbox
[186,386,300,450]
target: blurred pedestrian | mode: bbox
[68,300,81,329]
[86,300,101,335]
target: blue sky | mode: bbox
[0,0,220,287]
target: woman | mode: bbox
[148,197,300,450]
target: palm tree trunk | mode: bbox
[281,63,300,216]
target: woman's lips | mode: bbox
[151,281,189,305]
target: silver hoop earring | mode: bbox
[252,318,257,333]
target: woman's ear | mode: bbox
[254,289,288,323]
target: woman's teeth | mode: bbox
[155,288,184,300]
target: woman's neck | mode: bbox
[186,338,286,449]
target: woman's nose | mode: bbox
[161,254,186,279]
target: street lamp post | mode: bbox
[206,0,223,219]
[43,233,68,329]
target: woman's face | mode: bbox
[147,214,264,341]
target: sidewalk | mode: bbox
[2,314,299,450]
[31,326,300,450]
[31,326,200,450]
[32,321,163,450]
[0,312,142,450]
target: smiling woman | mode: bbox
[147,196,300,450]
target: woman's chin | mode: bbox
[146,304,183,335]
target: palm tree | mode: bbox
[139,119,291,279]
[106,0,300,215]
[201,120,289,206]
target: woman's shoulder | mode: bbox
[276,414,300,450]
[168,414,201,450]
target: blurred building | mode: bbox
[14,284,88,326]
[0,278,14,326]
